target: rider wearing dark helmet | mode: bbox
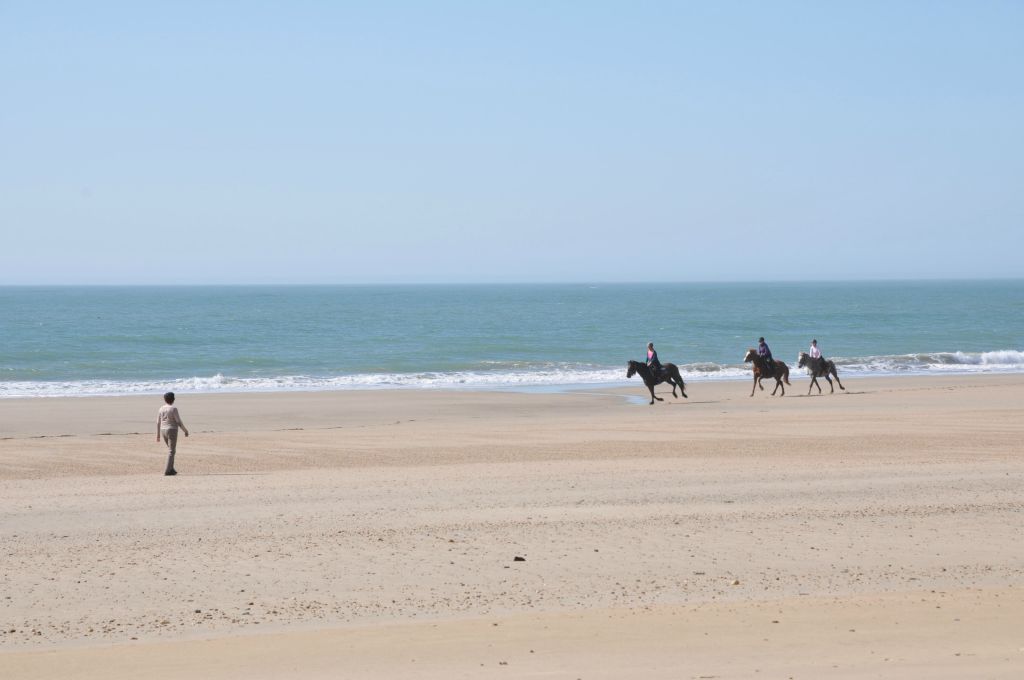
[757,337,775,372]
[809,338,825,373]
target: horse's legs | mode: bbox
[753,376,764,394]
[832,367,845,391]
[750,375,758,397]
[825,374,834,393]
[669,370,688,399]
[811,375,821,394]
[647,382,662,405]
[675,371,688,399]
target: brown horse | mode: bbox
[797,352,845,394]
[743,349,791,397]
[626,360,688,405]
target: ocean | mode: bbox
[1,281,1022,398]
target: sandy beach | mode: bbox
[2,374,1022,678]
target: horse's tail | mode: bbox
[783,364,791,385]
[831,361,846,390]
[672,365,688,395]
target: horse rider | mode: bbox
[809,338,824,372]
[647,342,663,376]
[757,337,775,372]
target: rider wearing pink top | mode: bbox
[646,342,662,370]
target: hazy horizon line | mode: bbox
[2,277,1021,288]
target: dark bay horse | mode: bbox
[626,360,688,405]
[743,349,791,397]
[797,352,846,394]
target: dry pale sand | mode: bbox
[1,374,1023,679]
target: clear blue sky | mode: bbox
[2,1,1022,284]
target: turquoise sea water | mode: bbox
[1,281,1022,397]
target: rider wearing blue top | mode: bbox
[757,337,775,371]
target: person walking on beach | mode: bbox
[156,392,188,476]
[646,342,663,376]
[757,337,775,371]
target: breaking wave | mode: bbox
[1,350,1021,398]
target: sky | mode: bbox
[1,1,1022,284]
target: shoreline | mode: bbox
[2,371,1022,438]
[4,357,1024,399]
[2,373,1022,677]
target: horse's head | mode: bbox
[626,361,638,378]
[743,348,757,363]
[797,352,809,368]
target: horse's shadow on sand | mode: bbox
[624,395,718,406]
[790,390,867,397]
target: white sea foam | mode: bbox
[2,350,1021,398]
[0,369,628,398]
[830,349,1024,375]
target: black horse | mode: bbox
[797,352,845,394]
[626,360,688,405]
